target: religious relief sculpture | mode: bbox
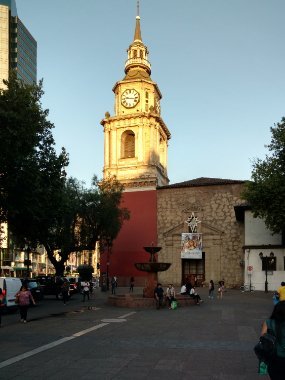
[185,212,201,233]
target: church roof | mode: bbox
[158,177,246,189]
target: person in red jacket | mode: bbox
[15,283,35,323]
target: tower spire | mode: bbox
[134,1,142,41]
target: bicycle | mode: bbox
[240,284,255,292]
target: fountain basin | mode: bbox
[135,262,171,273]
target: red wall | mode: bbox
[101,190,157,283]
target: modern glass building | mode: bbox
[0,0,37,89]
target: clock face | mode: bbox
[121,89,140,108]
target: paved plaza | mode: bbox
[0,286,274,379]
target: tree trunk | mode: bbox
[44,244,66,276]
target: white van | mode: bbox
[0,277,22,309]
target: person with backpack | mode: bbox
[260,300,285,379]
[81,280,90,301]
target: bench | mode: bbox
[175,295,197,307]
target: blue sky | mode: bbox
[16,0,285,186]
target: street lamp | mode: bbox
[106,261,110,290]
[259,252,274,293]
[24,246,31,278]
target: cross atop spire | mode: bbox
[137,0,140,17]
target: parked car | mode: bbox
[35,276,72,299]
[0,277,22,310]
[21,279,44,301]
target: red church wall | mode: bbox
[100,190,157,286]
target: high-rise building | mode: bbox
[0,0,37,89]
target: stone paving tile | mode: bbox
[0,287,275,379]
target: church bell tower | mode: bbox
[101,8,171,190]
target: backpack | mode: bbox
[254,320,276,364]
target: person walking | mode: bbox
[16,283,35,323]
[81,280,90,301]
[209,280,215,299]
[166,284,175,309]
[61,279,70,305]
[111,277,117,294]
[0,288,5,327]
[154,283,164,309]
[218,280,225,299]
[129,277,134,293]
[277,282,285,302]
[260,300,285,379]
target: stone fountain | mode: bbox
[135,246,171,298]
[108,245,171,308]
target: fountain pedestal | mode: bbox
[135,246,171,298]
[143,272,157,298]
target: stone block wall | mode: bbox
[156,183,245,288]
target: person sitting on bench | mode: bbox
[190,287,203,305]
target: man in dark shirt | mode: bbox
[154,283,164,309]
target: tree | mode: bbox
[0,73,129,275]
[242,117,285,234]
[77,264,94,281]
[0,72,68,248]
[42,175,129,275]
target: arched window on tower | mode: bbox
[159,135,165,165]
[140,50,143,59]
[133,50,137,58]
[145,91,149,112]
[121,130,135,158]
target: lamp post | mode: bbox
[106,261,110,290]
[259,252,269,293]
[24,246,31,278]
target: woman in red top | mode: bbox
[16,283,35,323]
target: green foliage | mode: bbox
[0,72,68,246]
[242,117,285,234]
[77,264,94,281]
[0,73,129,276]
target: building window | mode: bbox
[133,50,137,58]
[121,130,135,158]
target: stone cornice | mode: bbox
[100,112,171,139]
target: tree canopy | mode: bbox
[242,117,285,234]
[44,176,129,275]
[0,73,129,275]
[0,73,68,245]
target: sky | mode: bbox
[16,0,285,186]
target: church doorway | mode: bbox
[182,252,205,287]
